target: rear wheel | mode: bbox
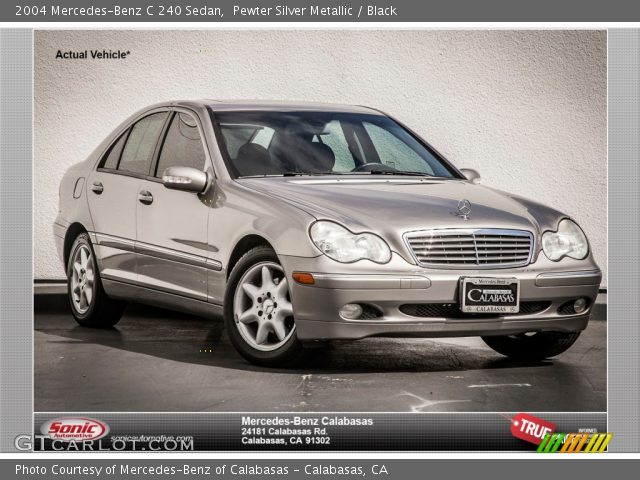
[67,232,125,327]
[481,331,581,360]
[224,246,302,367]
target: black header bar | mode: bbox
[4,1,640,22]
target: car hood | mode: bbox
[238,176,565,248]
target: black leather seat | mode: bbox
[306,143,336,173]
[235,143,280,176]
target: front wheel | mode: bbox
[481,331,581,360]
[224,246,303,367]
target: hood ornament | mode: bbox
[451,199,471,220]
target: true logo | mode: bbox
[510,413,556,445]
[40,417,109,442]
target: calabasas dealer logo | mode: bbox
[40,417,109,442]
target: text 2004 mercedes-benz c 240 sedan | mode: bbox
[55,100,602,366]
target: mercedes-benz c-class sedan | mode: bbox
[55,100,602,366]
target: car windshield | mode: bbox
[212,110,458,179]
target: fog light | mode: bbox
[573,298,587,314]
[339,303,363,320]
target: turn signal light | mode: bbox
[292,272,315,285]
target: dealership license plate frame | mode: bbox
[460,277,520,314]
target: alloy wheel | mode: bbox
[70,245,95,314]
[233,261,295,351]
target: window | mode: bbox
[212,111,456,178]
[312,120,355,172]
[220,124,274,159]
[155,113,207,176]
[251,127,275,150]
[118,112,168,175]
[364,122,435,175]
[101,132,127,170]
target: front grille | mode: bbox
[400,301,551,318]
[405,228,533,268]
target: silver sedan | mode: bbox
[54,100,601,366]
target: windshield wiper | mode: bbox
[238,172,331,178]
[240,171,442,178]
[368,170,435,177]
[282,171,334,177]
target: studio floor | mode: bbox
[34,296,606,413]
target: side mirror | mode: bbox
[162,166,209,193]
[460,168,481,184]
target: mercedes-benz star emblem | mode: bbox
[451,199,472,220]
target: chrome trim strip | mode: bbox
[94,232,136,252]
[310,274,431,290]
[93,233,222,271]
[535,269,602,287]
[206,258,223,271]
[136,242,221,270]
[403,228,534,270]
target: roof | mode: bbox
[172,99,382,115]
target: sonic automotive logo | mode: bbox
[40,417,109,442]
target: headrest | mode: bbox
[306,142,335,173]
[235,143,278,176]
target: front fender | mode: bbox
[211,180,320,268]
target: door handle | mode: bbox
[91,182,104,194]
[138,190,153,205]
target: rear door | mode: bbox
[135,110,211,300]
[87,111,169,284]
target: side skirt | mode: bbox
[102,278,223,319]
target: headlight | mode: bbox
[309,221,392,264]
[542,219,589,261]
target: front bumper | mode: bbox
[280,255,601,341]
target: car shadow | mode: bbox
[35,296,555,375]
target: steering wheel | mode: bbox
[351,163,397,173]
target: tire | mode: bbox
[481,331,581,360]
[67,232,125,328]
[224,246,303,367]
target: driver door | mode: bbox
[135,110,211,301]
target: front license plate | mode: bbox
[460,277,520,313]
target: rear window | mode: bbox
[100,132,128,170]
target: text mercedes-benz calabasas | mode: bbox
[55,100,602,366]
